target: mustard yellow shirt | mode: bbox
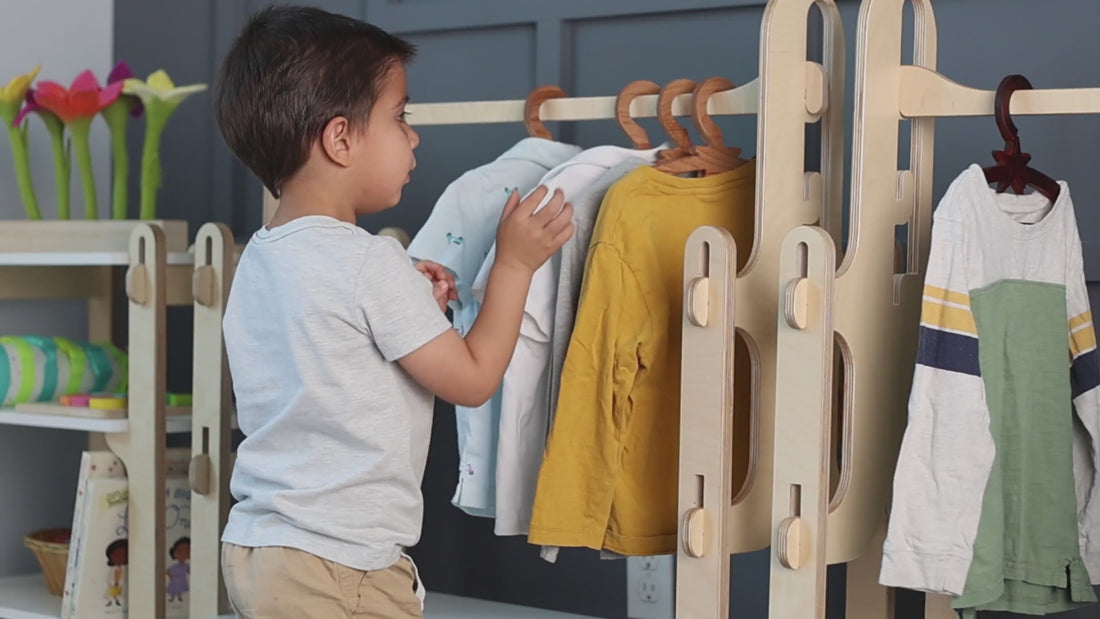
[528,162,756,555]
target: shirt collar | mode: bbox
[495,137,582,170]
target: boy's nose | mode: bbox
[409,126,420,148]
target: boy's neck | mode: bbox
[267,182,358,229]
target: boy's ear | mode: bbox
[320,116,354,167]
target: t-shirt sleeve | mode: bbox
[1066,233,1100,581]
[355,237,452,362]
[880,213,994,596]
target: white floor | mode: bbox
[0,573,597,619]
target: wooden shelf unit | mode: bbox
[0,220,193,619]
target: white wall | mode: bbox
[0,0,114,576]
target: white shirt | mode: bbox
[472,144,665,535]
[406,138,581,518]
[222,216,451,571]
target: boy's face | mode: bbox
[351,64,419,213]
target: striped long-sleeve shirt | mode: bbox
[880,165,1100,611]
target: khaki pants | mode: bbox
[221,543,423,618]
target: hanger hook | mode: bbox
[658,78,696,153]
[524,85,568,139]
[691,77,736,149]
[616,80,661,149]
[994,74,1032,152]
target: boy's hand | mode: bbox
[495,186,575,275]
[415,260,457,312]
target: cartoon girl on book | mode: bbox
[166,536,190,602]
[104,539,127,606]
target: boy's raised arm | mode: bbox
[399,186,573,406]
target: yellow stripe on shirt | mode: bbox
[1070,324,1098,358]
[1070,311,1093,331]
[921,299,978,336]
[924,285,971,308]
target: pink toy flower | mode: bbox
[35,70,123,123]
[34,70,124,219]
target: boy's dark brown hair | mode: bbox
[215,6,416,197]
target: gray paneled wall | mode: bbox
[113,1,1100,617]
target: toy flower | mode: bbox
[36,70,125,219]
[14,89,70,219]
[99,61,142,219]
[123,70,206,219]
[0,65,42,219]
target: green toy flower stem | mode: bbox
[4,124,41,219]
[40,115,70,220]
[139,100,170,220]
[68,117,97,219]
[101,100,133,219]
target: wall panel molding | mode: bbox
[367,0,768,33]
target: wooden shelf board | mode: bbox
[0,251,194,266]
[0,574,60,619]
[0,407,194,434]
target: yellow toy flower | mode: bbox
[123,70,206,108]
[123,70,207,219]
[0,64,41,112]
[0,65,44,220]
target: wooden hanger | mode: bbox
[616,80,661,149]
[690,77,750,171]
[524,85,568,139]
[654,78,698,171]
[655,78,745,176]
[982,74,1060,203]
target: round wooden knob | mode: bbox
[125,264,149,306]
[378,227,411,248]
[805,63,826,118]
[783,278,809,330]
[192,265,216,307]
[777,516,806,569]
[682,507,710,558]
[686,277,710,327]
[189,454,212,495]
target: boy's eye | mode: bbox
[399,110,410,122]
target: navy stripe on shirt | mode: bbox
[1071,348,1100,399]
[916,326,981,377]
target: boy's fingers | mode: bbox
[545,202,574,234]
[517,185,549,218]
[426,263,447,280]
[552,222,575,248]
[533,189,564,225]
[499,188,522,221]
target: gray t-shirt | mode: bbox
[221,215,452,571]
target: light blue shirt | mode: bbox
[407,138,581,517]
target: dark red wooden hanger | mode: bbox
[982,74,1060,203]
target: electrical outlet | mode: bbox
[626,555,674,619]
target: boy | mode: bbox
[213,6,574,618]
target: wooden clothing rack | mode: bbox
[222,1,1100,617]
[677,0,1100,618]
[674,1,846,617]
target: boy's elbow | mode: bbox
[449,387,493,408]
[445,377,496,408]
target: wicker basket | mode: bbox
[23,528,70,596]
